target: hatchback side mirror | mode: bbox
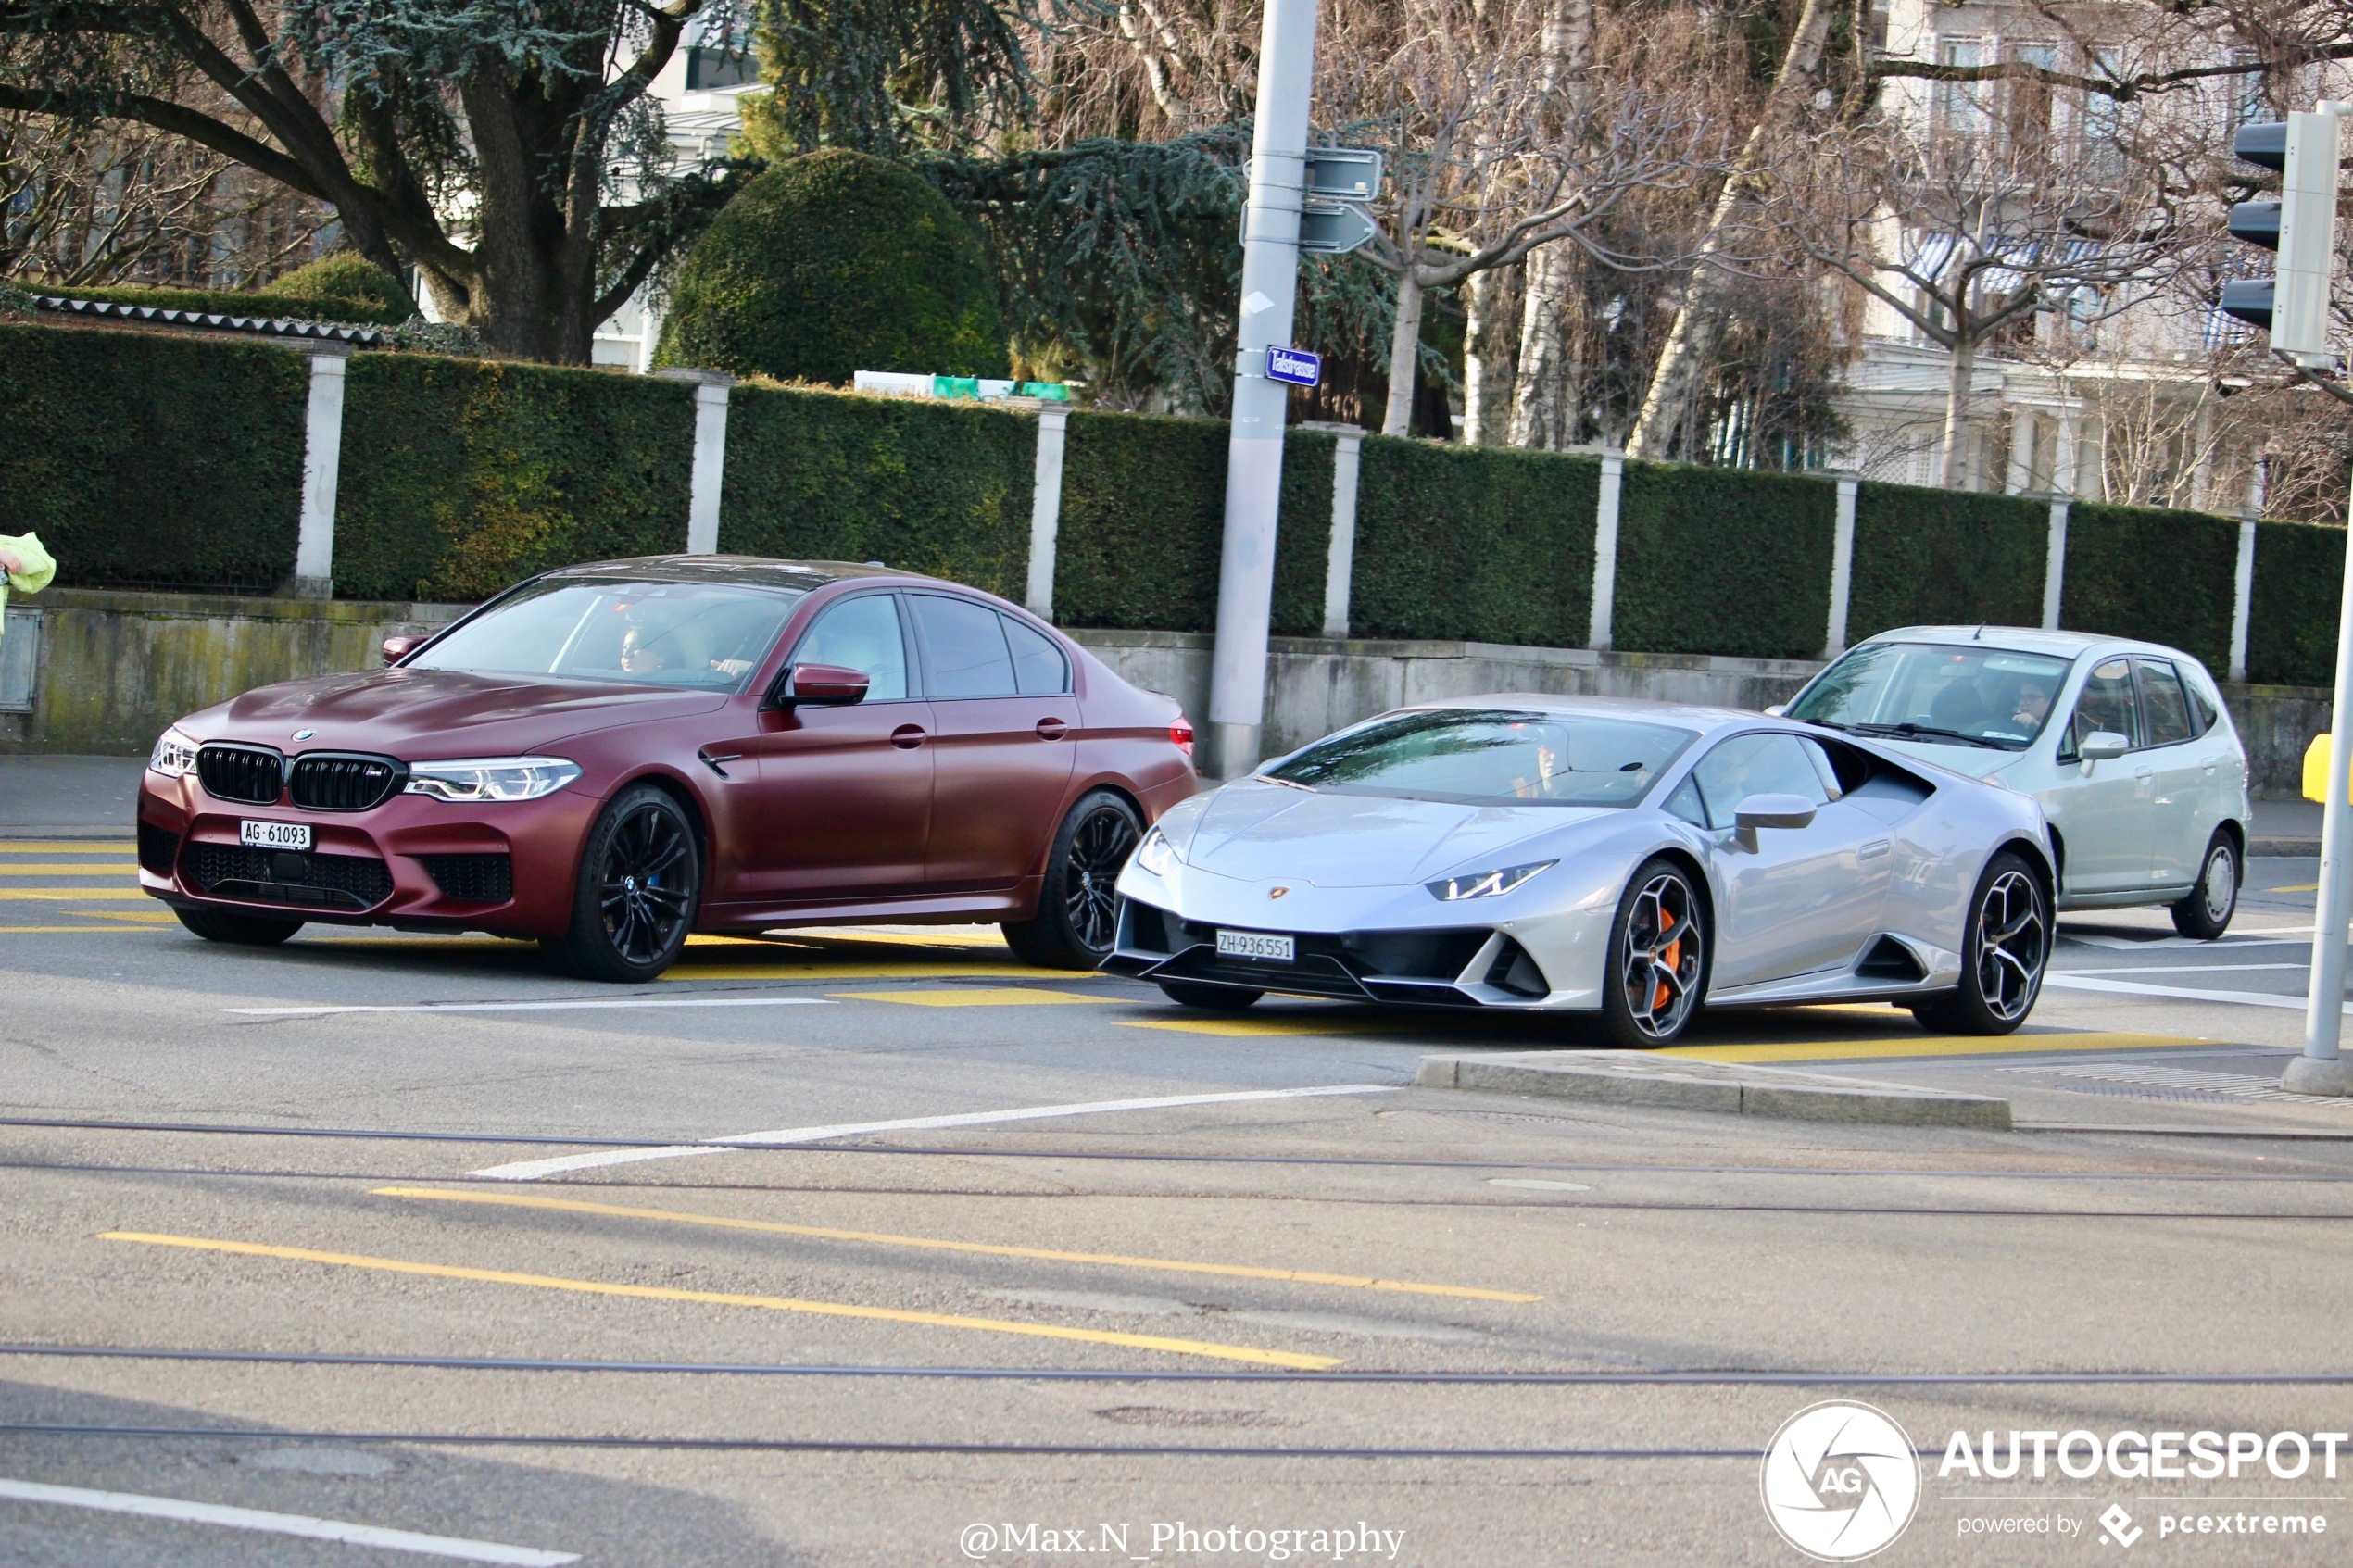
[383,633,426,665]
[1763,704,1787,718]
[1734,792,1818,851]
[2078,731,2131,762]
[780,662,870,707]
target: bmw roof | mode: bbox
[544,556,930,591]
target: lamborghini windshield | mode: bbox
[409,579,806,691]
[1263,709,1695,808]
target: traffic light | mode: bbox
[2220,113,2341,364]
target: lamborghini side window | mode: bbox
[1692,734,1832,832]
[1664,775,1707,828]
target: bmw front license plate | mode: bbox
[239,820,312,852]
[1216,929,1294,963]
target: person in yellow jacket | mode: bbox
[0,531,56,630]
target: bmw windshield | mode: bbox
[1263,709,1696,808]
[409,579,807,692]
[1788,641,2072,751]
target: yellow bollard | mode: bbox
[2306,733,2347,803]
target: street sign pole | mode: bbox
[1205,0,1319,781]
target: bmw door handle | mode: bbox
[890,725,926,750]
[1858,839,1891,861]
[1036,717,1069,740]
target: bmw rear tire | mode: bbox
[1003,790,1142,971]
[2169,830,2239,940]
[1912,850,2047,1035]
[544,784,701,983]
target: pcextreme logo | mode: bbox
[1761,1401,1922,1561]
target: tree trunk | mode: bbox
[1461,267,1515,445]
[1941,337,1977,489]
[1624,0,1837,459]
[1383,270,1425,438]
[1509,243,1575,448]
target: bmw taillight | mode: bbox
[1171,717,1195,756]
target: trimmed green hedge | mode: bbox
[719,383,1035,598]
[1052,411,1330,634]
[2248,519,2344,687]
[1614,460,1836,659]
[6,275,412,327]
[0,320,306,591]
[2060,500,2239,673]
[334,356,696,602]
[1351,438,1598,645]
[1847,486,2047,639]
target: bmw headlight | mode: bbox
[1134,825,1178,876]
[1426,860,1556,901]
[404,757,581,802]
[149,726,199,777]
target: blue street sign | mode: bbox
[1266,345,1322,387]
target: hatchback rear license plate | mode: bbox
[1216,929,1294,963]
[240,820,312,851]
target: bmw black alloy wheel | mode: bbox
[599,800,696,965]
[1622,871,1704,1041]
[1972,866,2046,1023]
[1063,801,1140,954]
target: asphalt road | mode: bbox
[5,771,2352,1565]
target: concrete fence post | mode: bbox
[1825,474,1859,659]
[1320,427,1365,638]
[289,345,352,598]
[2041,497,2070,632]
[658,369,733,554]
[2231,517,2259,684]
[1588,451,1624,651]
[1026,405,1071,620]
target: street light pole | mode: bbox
[1204,0,1319,781]
[2290,475,2353,1095]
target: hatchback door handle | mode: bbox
[890,725,926,750]
[1858,838,1891,861]
[1036,718,1069,740]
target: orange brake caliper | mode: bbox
[1652,908,1680,1011]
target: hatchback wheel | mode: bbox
[1002,790,1141,970]
[544,784,701,983]
[1596,858,1708,1049]
[1914,851,2047,1035]
[2170,830,2239,940]
[175,907,303,946]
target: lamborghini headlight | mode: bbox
[1134,826,1178,876]
[404,756,581,802]
[1426,860,1556,901]
[149,726,199,777]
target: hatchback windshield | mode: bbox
[410,579,806,691]
[1787,641,2072,750]
[1264,709,1694,808]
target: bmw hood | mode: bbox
[1169,780,1608,887]
[182,668,728,756]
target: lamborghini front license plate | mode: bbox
[1216,929,1294,963]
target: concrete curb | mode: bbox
[1416,1051,2012,1131]
[2252,837,2320,858]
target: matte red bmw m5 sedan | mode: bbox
[135,558,1198,980]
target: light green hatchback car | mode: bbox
[1778,626,2251,938]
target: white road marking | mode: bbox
[2043,974,2345,1013]
[2000,1062,2349,1106]
[2063,932,2313,951]
[2058,963,2311,976]
[469,1085,1403,1181]
[0,1477,578,1564]
[224,997,837,1018]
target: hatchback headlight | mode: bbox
[149,726,199,777]
[1134,826,1178,876]
[1426,860,1556,901]
[404,756,581,802]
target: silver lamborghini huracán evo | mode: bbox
[1104,696,2057,1048]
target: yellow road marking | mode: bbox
[100,1232,1340,1370]
[675,962,1090,982]
[0,925,169,935]
[74,909,182,923]
[1663,1031,2208,1064]
[0,841,137,853]
[831,986,1120,1008]
[374,1186,1541,1303]
[1120,1016,1380,1037]
[2269,884,2319,893]
[0,889,156,901]
[791,931,1014,949]
[0,864,138,875]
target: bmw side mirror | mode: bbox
[780,662,870,707]
[1734,792,1818,851]
[2078,732,2131,763]
[382,633,425,666]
